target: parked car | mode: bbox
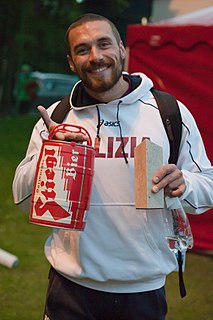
[30,71,79,111]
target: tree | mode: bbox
[0,0,152,116]
[0,0,84,115]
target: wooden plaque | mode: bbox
[134,139,164,209]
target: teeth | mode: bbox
[92,67,107,73]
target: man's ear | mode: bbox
[119,41,126,60]
[67,54,75,73]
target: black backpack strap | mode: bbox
[151,88,186,298]
[51,95,70,123]
[151,88,182,164]
[177,251,187,298]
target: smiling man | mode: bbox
[66,16,128,100]
[13,14,213,320]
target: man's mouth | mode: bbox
[89,66,109,74]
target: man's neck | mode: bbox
[84,76,129,103]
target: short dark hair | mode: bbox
[65,13,122,54]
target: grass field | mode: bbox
[0,115,212,320]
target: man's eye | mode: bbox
[76,47,88,55]
[100,42,111,49]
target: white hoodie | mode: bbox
[13,73,213,293]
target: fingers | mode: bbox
[37,105,56,131]
[164,184,186,197]
[64,132,89,143]
[152,164,176,183]
[152,164,175,193]
[151,164,186,197]
[37,106,89,143]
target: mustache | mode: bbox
[84,59,112,72]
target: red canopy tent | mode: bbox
[126,8,213,254]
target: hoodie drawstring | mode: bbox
[95,103,128,164]
[96,105,101,140]
[95,106,102,151]
[116,101,128,164]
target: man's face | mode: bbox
[67,20,126,93]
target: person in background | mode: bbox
[15,64,38,114]
[12,14,213,320]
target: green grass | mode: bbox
[0,115,50,319]
[0,115,212,319]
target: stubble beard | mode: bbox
[74,55,125,93]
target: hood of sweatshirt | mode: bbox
[69,72,154,110]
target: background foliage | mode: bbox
[0,0,152,116]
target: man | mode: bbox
[15,64,38,114]
[13,14,213,320]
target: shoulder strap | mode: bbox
[151,88,182,164]
[51,95,70,123]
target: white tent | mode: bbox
[151,6,213,25]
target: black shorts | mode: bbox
[43,267,167,320]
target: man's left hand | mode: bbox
[151,164,186,197]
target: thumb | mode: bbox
[37,105,56,132]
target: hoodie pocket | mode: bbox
[144,209,169,253]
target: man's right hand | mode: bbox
[37,105,89,143]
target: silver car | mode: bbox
[31,71,79,110]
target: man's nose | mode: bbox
[89,46,103,62]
